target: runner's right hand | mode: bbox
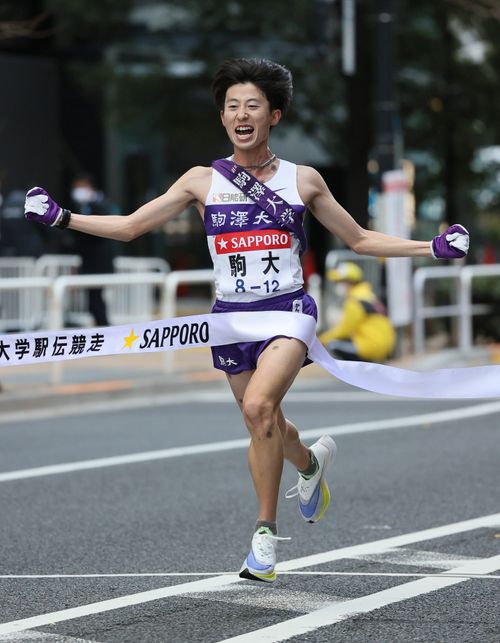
[24,187,65,227]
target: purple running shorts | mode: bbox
[210,288,318,375]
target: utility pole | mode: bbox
[373,0,400,187]
[373,1,412,352]
[342,0,371,229]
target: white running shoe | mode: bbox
[239,527,290,583]
[285,435,337,523]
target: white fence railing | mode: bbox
[110,256,171,325]
[458,264,500,352]
[48,270,215,383]
[2,264,500,383]
[0,276,52,331]
[413,264,495,353]
[49,272,171,384]
[413,265,463,354]
[0,254,171,331]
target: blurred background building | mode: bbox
[1,0,500,326]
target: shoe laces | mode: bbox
[285,483,300,499]
[285,474,317,500]
[253,529,290,559]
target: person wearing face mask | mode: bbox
[319,261,396,362]
[69,174,118,326]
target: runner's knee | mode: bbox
[243,396,277,439]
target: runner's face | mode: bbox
[220,83,281,151]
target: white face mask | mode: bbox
[71,187,96,203]
[334,283,349,299]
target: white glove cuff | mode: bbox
[50,208,64,227]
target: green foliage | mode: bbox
[10,0,499,233]
[398,0,500,226]
[45,0,132,44]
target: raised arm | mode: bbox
[24,166,211,242]
[298,166,468,260]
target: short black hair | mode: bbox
[211,58,293,116]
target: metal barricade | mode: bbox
[49,272,168,384]
[458,264,500,352]
[412,264,494,353]
[113,256,170,274]
[35,254,82,278]
[0,258,39,331]
[0,276,52,332]
[412,265,463,354]
[161,270,215,372]
[35,254,171,326]
[47,270,214,382]
[110,256,171,324]
[35,254,88,325]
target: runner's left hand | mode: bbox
[431,224,469,259]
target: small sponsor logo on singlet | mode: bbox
[214,229,291,254]
[292,299,303,313]
[212,193,248,203]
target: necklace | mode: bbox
[239,153,277,170]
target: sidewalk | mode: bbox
[1,342,499,413]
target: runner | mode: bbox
[24,58,469,583]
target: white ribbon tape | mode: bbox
[0,311,498,398]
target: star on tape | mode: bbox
[122,329,140,350]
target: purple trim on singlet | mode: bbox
[204,203,306,236]
[211,288,307,312]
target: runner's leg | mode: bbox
[226,337,309,522]
[226,372,310,472]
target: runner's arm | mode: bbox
[67,167,208,242]
[300,166,431,258]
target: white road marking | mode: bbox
[186,586,344,613]
[0,575,240,636]
[276,512,500,571]
[0,512,498,636]
[1,400,500,483]
[0,572,498,580]
[0,632,96,642]
[355,547,482,569]
[0,390,409,426]
[217,554,500,642]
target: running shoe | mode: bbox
[239,527,290,583]
[285,435,337,523]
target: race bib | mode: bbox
[211,229,295,297]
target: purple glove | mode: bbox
[431,224,469,259]
[24,187,67,227]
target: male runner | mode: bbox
[24,58,469,582]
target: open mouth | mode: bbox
[235,126,254,136]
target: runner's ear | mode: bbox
[270,109,282,127]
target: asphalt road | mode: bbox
[0,380,499,643]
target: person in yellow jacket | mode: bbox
[319,262,396,362]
